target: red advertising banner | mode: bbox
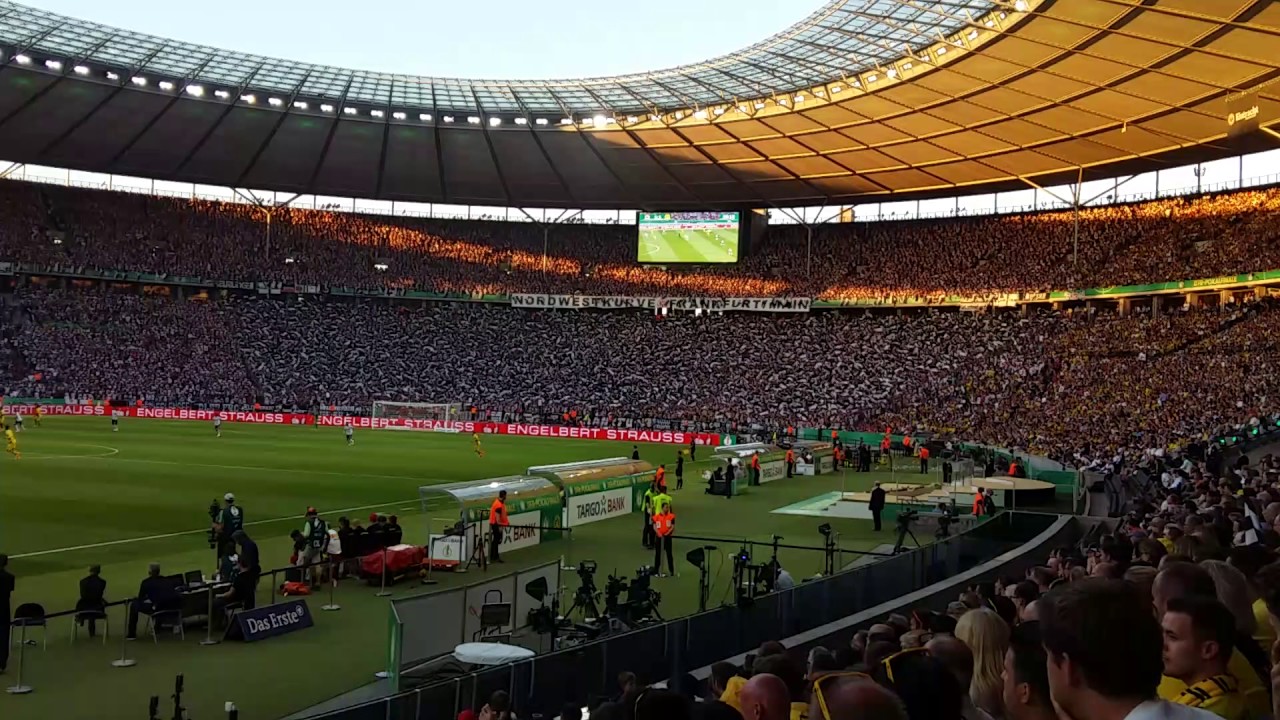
[3,404,720,445]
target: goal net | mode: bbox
[370,401,464,430]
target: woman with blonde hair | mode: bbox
[1201,559,1257,636]
[955,607,1009,718]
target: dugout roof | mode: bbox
[0,0,1276,209]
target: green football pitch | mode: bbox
[0,418,922,720]
[638,228,739,264]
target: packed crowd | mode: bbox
[3,287,1278,469]
[0,181,1278,301]
[512,447,1280,720]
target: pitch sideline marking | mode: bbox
[36,453,429,482]
[11,496,422,559]
[16,444,121,461]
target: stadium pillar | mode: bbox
[806,225,813,276]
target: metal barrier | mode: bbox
[296,512,1053,720]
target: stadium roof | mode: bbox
[0,0,1276,209]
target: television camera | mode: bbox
[604,566,663,626]
[893,510,920,554]
[935,502,956,539]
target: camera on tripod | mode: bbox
[935,503,956,538]
[896,510,919,526]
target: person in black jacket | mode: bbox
[675,453,685,491]
[126,563,181,639]
[76,565,108,638]
[0,554,13,673]
[869,482,887,532]
[386,515,404,546]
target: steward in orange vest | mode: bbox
[751,453,762,486]
[488,490,509,563]
[972,489,985,517]
[652,507,675,576]
[785,448,796,478]
[919,446,930,474]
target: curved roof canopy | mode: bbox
[0,0,998,115]
[0,0,1276,210]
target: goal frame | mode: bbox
[370,401,464,430]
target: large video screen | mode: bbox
[637,211,741,264]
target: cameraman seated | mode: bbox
[213,556,257,625]
[126,563,182,640]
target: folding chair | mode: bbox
[11,603,47,651]
[71,608,110,645]
[146,607,185,642]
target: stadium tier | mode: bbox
[1,182,1280,301]
[4,286,1278,466]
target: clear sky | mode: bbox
[37,0,813,79]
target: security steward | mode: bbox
[919,446,930,474]
[869,482,887,531]
[651,485,676,577]
[751,451,762,486]
[641,480,659,549]
[489,490,509,563]
[785,447,796,478]
[972,488,986,517]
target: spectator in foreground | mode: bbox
[810,674,906,720]
[927,635,995,720]
[1154,563,1269,716]
[737,673,790,720]
[635,688,692,720]
[1160,596,1249,720]
[871,649,963,720]
[1039,579,1214,720]
[955,608,1009,717]
[1002,622,1055,720]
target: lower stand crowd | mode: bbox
[4,288,1278,469]
[469,450,1280,720]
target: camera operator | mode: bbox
[300,507,328,588]
[213,492,244,561]
[232,529,260,578]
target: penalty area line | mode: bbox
[11,496,422,559]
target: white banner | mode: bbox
[480,510,543,555]
[565,487,633,528]
[510,294,811,313]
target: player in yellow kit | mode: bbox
[5,427,19,460]
[472,432,486,458]
[33,404,42,427]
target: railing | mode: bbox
[296,512,1056,720]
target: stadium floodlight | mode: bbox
[294,100,309,109]
[778,97,788,106]
[131,75,147,86]
[488,117,500,126]
[14,53,30,65]
[866,73,878,83]
[45,59,63,70]
[754,101,765,110]
[342,106,357,115]
[886,69,897,79]
[371,109,384,118]
[74,64,90,75]
[373,262,389,271]
[268,97,284,107]
[320,103,334,113]
[560,118,572,125]
[392,111,406,120]
[936,46,948,56]
[241,93,257,104]
[1014,0,1028,10]
[794,94,804,103]
[106,71,120,80]
[902,62,912,71]
[443,115,454,123]
[581,117,594,126]
[215,89,230,99]
[186,84,205,97]
[158,80,175,90]
[514,117,527,125]
[419,113,433,121]
[592,114,606,127]
[625,115,637,123]
[693,109,706,119]
[466,116,480,124]
[831,84,842,92]
[534,118,548,125]
[969,29,980,39]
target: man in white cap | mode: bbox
[213,492,244,561]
